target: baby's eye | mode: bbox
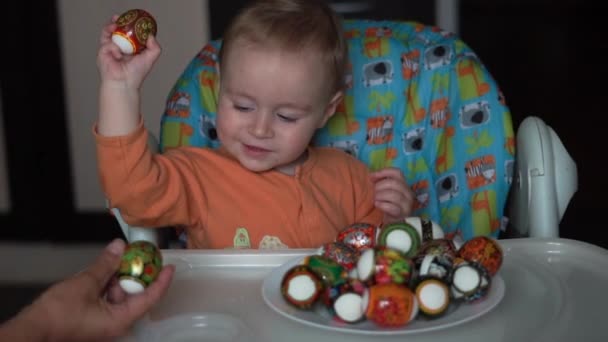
[234,104,252,112]
[277,114,297,123]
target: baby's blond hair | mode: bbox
[219,0,347,95]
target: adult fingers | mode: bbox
[107,277,127,304]
[115,264,175,320]
[80,239,126,294]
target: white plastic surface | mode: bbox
[118,239,608,342]
[509,116,577,237]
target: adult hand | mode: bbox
[370,167,415,223]
[0,238,174,342]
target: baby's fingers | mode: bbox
[99,15,120,44]
[375,200,400,216]
[370,167,404,182]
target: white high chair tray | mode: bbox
[120,238,608,342]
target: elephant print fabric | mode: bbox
[159,20,515,242]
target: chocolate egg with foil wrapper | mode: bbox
[302,255,348,288]
[317,241,359,271]
[336,222,378,252]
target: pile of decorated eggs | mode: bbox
[280,217,503,327]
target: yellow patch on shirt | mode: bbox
[258,235,289,249]
[233,227,251,248]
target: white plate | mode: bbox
[133,312,252,342]
[262,256,505,335]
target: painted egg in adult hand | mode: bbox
[111,9,157,55]
[117,240,163,294]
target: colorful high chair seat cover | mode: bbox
[159,19,515,242]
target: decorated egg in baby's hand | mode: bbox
[111,9,157,55]
[117,240,163,294]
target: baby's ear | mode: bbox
[319,91,343,127]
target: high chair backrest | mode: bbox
[159,19,515,242]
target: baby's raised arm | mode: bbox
[96,16,161,137]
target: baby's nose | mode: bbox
[249,113,274,138]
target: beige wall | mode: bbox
[0,93,9,213]
[57,0,210,210]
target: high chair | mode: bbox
[109,20,577,247]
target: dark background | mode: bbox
[1,0,606,248]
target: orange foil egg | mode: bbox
[363,283,418,327]
[457,236,503,276]
[111,9,157,55]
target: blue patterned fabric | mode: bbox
[159,20,515,241]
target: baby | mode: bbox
[95,0,413,249]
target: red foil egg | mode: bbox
[111,9,157,55]
[336,222,378,252]
[457,236,503,276]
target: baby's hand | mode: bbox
[370,167,414,224]
[96,15,161,89]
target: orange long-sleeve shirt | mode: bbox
[95,123,383,249]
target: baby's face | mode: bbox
[216,41,339,175]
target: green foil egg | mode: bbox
[117,240,163,294]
